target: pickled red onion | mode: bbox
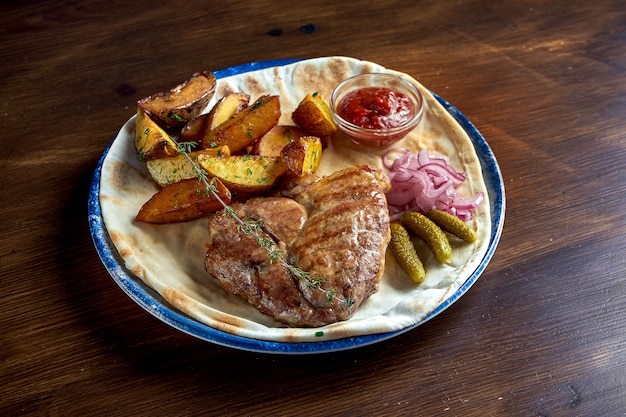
[382,148,483,221]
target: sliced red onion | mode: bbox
[382,148,484,221]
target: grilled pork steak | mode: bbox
[204,165,391,327]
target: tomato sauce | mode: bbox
[337,87,415,129]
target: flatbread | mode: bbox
[99,56,491,342]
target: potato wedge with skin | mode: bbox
[198,155,288,194]
[280,136,323,177]
[204,92,250,132]
[136,178,231,224]
[138,71,216,129]
[292,93,338,136]
[180,112,210,144]
[181,93,250,143]
[146,147,231,187]
[202,95,280,153]
[252,125,308,157]
[134,109,179,161]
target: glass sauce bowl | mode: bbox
[330,73,424,147]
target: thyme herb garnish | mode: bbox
[174,139,353,311]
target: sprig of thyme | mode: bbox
[174,139,354,312]
[234,214,354,311]
[176,141,218,196]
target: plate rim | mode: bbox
[88,57,505,354]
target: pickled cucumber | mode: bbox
[401,211,452,263]
[389,223,426,284]
[426,209,477,243]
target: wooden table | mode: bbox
[2,1,624,415]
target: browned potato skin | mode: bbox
[291,93,337,137]
[201,95,280,153]
[180,112,211,144]
[252,125,307,157]
[138,71,216,129]
[136,178,230,224]
[280,136,323,177]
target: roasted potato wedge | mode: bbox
[181,92,250,143]
[138,71,216,129]
[136,178,230,224]
[134,109,179,161]
[179,112,210,144]
[292,93,337,136]
[198,155,288,194]
[252,125,307,157]
[146,147,231,187]
[204,92,250,132]
[202,95,280,153]
[280,136,323,177]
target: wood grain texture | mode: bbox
[1,0,624,415]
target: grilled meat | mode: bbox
[204,165,391,327]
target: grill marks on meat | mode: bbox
[205,198,316,326]
[204,165,391,327]
[289,166,391,314]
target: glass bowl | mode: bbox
[330,72,424,147]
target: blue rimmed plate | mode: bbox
[88,58,505,354]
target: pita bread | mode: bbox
[99,56,491,342]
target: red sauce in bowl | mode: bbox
[337,87,416,130]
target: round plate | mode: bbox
[88,59,505,354]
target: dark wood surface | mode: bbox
[2,1,624,415]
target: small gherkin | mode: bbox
[389,223,426,284]
[401,211,452,263]
[425,209,477,243]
